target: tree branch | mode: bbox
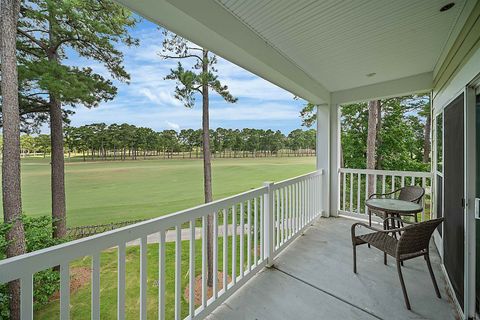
[160,54,202,61]
[17,29,48,51]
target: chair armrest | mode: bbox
[351,221,409,242]
[368,190,397,199]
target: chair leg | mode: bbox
[384,252,387,265]
[353,245,357,273]
[396,260,411,310]
[425,254,441,298]
[368,211,371,248]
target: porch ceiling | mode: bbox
[116,0,473,104]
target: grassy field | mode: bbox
[35,235,250,319]
[3,156,315,226]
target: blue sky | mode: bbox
[64,18,308,133]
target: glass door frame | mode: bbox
[464,78,479,318]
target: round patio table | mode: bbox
[365,198,422,229]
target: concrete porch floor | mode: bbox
[207,217,458,320]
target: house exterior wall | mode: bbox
[431,2,480,318]
[432,0,480,114]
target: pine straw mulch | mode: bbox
[51,266,91,301]
[184,272,232,306]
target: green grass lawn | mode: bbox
[35,235,254,319]
[4,156,315,226]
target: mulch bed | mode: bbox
[51,266,91,301]
[184,272,232,306]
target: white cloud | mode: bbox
[139,88,182,107]
[165,121,180,130]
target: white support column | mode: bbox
[316,103,340,217]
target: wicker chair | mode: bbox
[368,185,425,227]
[351,217,444,310]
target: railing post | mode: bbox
[263,181,274,267]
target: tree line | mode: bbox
[16,125,317,159]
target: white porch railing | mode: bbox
[338,168,432,222]
[0,170,323,320]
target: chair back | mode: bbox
[398,185,425,204]
[396,218,443,256]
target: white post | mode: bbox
[317,103,340,217]
[263,181,274,267]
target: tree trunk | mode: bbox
[366,100,380,197]
[423,111,431,163]
[1,0,27,317]
[202,49,214,288]
[49,95,67,238]
[375,101,383,170]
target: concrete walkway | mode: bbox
[206,217,457,320]
[126,224,250,246]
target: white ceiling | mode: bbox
[215,0,466,92]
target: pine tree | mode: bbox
[16,0,138,238]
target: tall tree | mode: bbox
[1,0,27,317]
[160,30,237,287]
[17,0,137,238]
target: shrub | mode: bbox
[0,216,66,318]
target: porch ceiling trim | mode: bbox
[115,0,330,104]
[331,72,433,105]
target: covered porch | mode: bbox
[207,217,456,320]
[0,0,478,319]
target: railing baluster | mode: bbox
[232,205,237,284]
[365,174,369,213]
[411,176,415,186]
[253,198,258,266]
[201,217,207,308]
[422,177,427,222]
[247,199,252,272]
[275,190,279,248]
[260,196,264,261]
[285,186,289,239]
[308,178,311,221]
[280,188,284,240]
[240,202,244,278]
[303,180,307,227]
[283,186,289,238]
[140,236,147,320]
[213,212,218,298]
[189,220,195,317]
[357,174,361,214]
[342,172,346,211]
[60,263,70,320]
[391,175,395,198]
[292,184,296,232]
[289,184,292,236]
[382,175,386,194]
[401,175,405,188]
[222,209,228,293]
[296,182,299,231]
[117,243,125,320]
[158,231,165,320]
[373,174,377,196]
[21,275,33,320]
[91,253,100,320]
[175,225,182,320]
[350,172,353,213]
